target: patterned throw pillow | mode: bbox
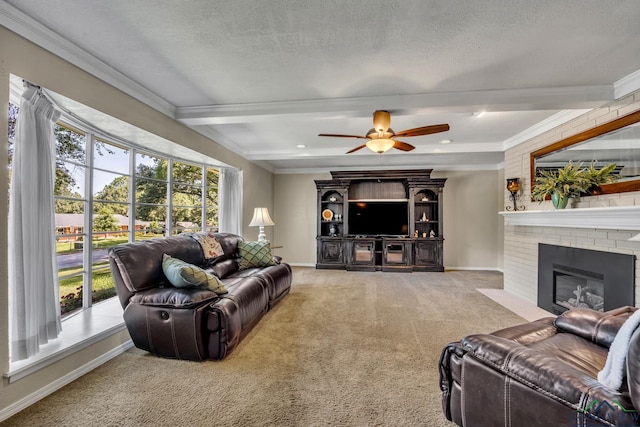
[162,254,228,294]
[192,233,224,260]
[238,240,277,270]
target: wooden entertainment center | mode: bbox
[315,169,446,272]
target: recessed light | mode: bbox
[440,139,452,144]
[297,144,306,149]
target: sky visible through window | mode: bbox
[67,148,157,196]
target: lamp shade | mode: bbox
[249,207,275,227]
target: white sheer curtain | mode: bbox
[218,168,243,235]
[9,84,62,361]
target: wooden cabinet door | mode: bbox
[318,239,343,265]
[383,240,408,265]
[351,240,375,265]
[414,240,439,266]
[382,239,412,272]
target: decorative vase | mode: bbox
[551,192,569,209]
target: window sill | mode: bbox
[4,297,130,383]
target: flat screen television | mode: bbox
[348,201,409,236]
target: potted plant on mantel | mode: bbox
[582,162,619,194]
[531,161,618,209]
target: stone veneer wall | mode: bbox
[504,89,640,308]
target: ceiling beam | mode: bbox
[244,142,506,161]
[175,86,613,125]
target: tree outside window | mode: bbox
[8,101,220,317]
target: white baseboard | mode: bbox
[289,262,316,267]
[0,340,133,422]
[445,267,503,272]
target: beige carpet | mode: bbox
[2,268,528,427]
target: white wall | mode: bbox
[503,89,640,305]
[273,173,329,265]
[433,170,503,270]
[0,26,274,414]
[273,170,504,269]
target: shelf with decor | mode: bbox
[411,188,441,239]
[410,186,444,270]
[318,189,345,238]
[315,170,446,272]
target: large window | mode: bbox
[172,161,203,235]
[135,152,168,238]
[8,102,220,317]
[53,125,89,314]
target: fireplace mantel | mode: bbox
[500,206,640,239]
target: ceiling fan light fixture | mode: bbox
[366,128,395,139]
[372,110,391,132]
[366,138,395,153]
[318,110,450,155]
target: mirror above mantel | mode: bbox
[531,109,640,195]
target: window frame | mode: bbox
[49,119,220,318]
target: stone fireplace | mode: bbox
[537,243,635,314]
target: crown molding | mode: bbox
[502,67,640,151]
[502,109,591,151]
[614,68,640,99]
[184,125,248,159]
[0,2,176,118]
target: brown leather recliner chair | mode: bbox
[439,306,640,426]
[109,233,292,361]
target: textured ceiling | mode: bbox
[4,0,640,172]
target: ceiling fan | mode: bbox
[318,110,450,154]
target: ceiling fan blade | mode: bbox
[346,144,367,154]
[318,133,368,139]
[393,140,415,152]
[394,124,450,138]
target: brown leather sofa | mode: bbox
[109,232,292,361]
[439,306,640,427]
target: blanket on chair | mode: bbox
[597,308,640,390]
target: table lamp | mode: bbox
[248,207,275,241]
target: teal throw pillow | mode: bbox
[238,240,277,270]
[162,254,228,294]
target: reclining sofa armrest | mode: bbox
[109,255,134,309]
[462,334,527,369]
[129,287,220,309]
[554,306,636,349]
[490,317,556,345]
[439,341,466,422]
